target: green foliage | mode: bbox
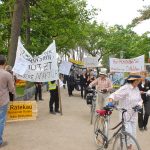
[0,0,150,69]
[16,86,25,96]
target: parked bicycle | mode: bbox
[86,88,97,124]
[94,105,141,150]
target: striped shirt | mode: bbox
[89,77,113,92]
[109,83,143,122]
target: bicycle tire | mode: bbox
[112,132,141,150]
[94,115,107,148]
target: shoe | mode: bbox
[144,126,148,131]
[50,111,56,114]
[55,110,60,113]
[139,127,144,131]
[0,141,8,148]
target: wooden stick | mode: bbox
[57,80,63,115]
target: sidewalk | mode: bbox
[2,88,150,150]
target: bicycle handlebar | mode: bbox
[105,105,141,114]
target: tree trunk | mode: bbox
[25,0,30,46]
[8,0,25,66]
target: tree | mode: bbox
[8,0,25,65]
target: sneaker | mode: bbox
[0,141,8,148]
[144,126,148,131]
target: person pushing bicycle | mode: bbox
[89,69,113,109]
[107,74,143,150]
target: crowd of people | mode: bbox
[0,53,150,149]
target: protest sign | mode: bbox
[13,38,59,82]
[59,61,72,75]
[7,101,37,122]
[83,57,99,68]
[109,55,145,72]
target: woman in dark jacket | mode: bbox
[67,72,75,96]
[80,71,87,98]
[138,72,150,131]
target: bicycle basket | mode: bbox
[86,93,93,105]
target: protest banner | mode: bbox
[109,55,145,72]
[59,61,72,75]
[83,57,100,68]
[7,101,37,122]
[13,38,59,82]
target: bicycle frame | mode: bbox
[97,108,127,149]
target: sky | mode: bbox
[87,0,150,35]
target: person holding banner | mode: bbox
[89,70,113,109]
[48,80,60,114]
[0,55,15,147]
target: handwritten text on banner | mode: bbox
[13,38,58,82]
[109,55,145,72]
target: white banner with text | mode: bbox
[109,55,145,72]
[13,38,59,82]
[83,57,99,68]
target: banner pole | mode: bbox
[57,80,63,115]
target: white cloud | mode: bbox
[133,19,150,35]
[87,0,150,33]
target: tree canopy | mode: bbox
[0,0,150,67]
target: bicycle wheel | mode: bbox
[94,115,107,148]
[112,132,141,150]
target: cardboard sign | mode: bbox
[59,61,72,75]
[7,101,37,122]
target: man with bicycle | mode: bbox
[89,69,113,109]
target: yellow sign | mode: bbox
[69,58,84,66]
[7,101,37,122]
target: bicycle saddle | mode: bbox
[96,109,112,116]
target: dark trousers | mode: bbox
[9,92,14,101]
[49,89,59,112]
[80,85,86,98]
[67,84,74,96]
[35,86,42,100]
[138,100,150,128]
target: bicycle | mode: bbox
[86,88,97,124]
[94,105,141,150]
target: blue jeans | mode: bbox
[0,104,8,144]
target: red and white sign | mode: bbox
[109,55,145,72]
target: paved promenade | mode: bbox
[2,88,150,150]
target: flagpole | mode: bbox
[57,80,63,115]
